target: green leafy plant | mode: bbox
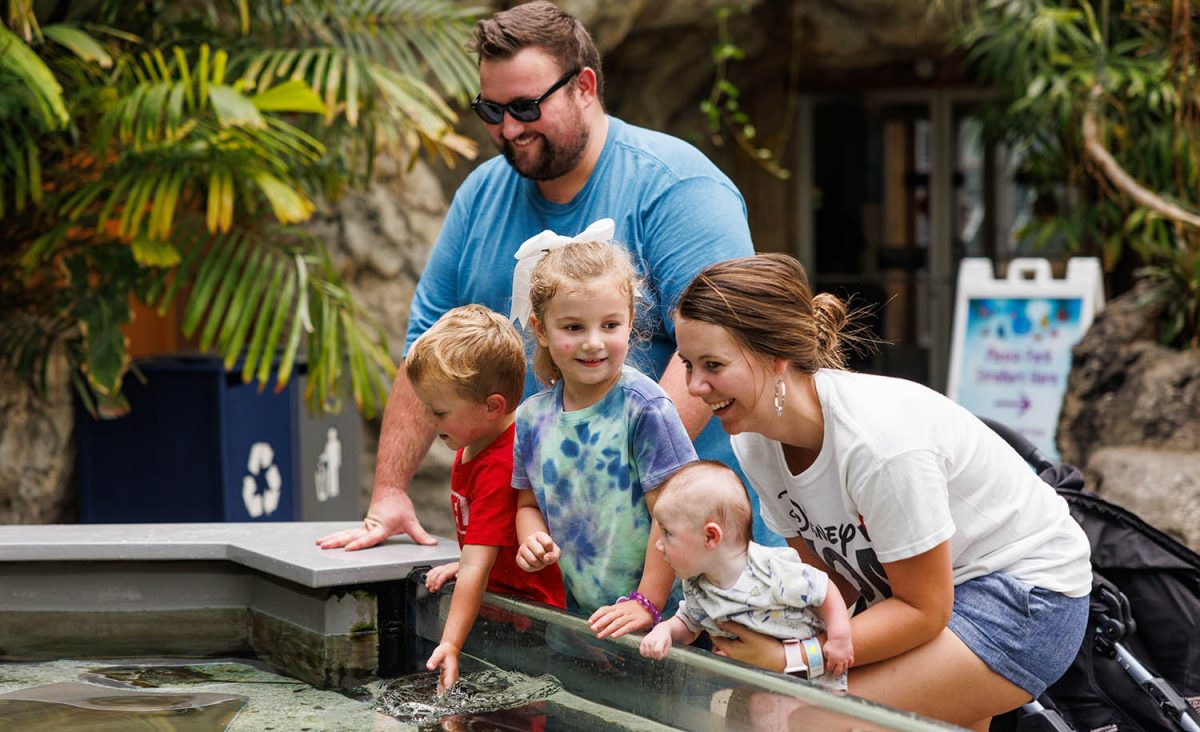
[701,4,795,180]
[946,0,1200,348]
[0,0,482,417]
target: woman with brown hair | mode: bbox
[672,253,1091,730]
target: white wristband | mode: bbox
[782,638,808,678]
[801,638,824,678]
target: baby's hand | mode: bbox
[426,641,461,692]
[822,636,853,678]
[424,562,459,592]
[639,625,673,660]
[516,532,560,572]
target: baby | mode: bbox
[640,460,852,690]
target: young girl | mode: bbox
[509,232,697,638]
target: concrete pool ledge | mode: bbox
[0,522,460,587]
[0,523,461,689]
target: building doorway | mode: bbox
[794,89,1010,391]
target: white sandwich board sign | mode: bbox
[947,257,1105,460]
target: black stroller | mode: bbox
[983,418,1200,732]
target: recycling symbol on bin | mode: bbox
[242,441,283,518]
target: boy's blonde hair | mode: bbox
[405,305,525,409]
[528,240,641,385]
[655,460,753,547]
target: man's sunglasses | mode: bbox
[471,68,581,125]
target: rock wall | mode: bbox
[566,0,947,69]
[312,156,448,363]
[1058,286,1200,464]
[0,355,75,524]
[1058,287,1200,551]
[310,156,459,535]
[1084,447,1200,552]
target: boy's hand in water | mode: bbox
[426,641,460,692]
[515,532,559,571]
[589,599,652,639]
[425,562,459,592]
[639,624,674,659]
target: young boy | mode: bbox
[406,305,566,689]
[640,460,853,691]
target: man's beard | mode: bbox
[500,117,589,181]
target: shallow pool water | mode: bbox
[0,574,958,731]
[369,665,677,731]
[0,659,407,730]
[0,657,685,731]
[0,681,246,732]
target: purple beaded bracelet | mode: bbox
[616,591,662,626]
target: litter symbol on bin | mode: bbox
[243,441,283,518]
[315,427,342,503]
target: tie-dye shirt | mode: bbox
[512,365,697,614]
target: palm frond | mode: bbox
[241,0,480,102]
[55,45,328,244]
[239,46,472,155]
[3,0,469,418]
[168,225,395,417]
[229,0,482,168]
[42,24,114,68]
[5,0,40,43]
[0,119,42,216]
[0,24,69,127]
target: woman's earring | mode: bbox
[774,378,786,417]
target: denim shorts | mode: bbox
[947,572,1089,699]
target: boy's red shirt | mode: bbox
[451,422,565,608]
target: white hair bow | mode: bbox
[509,217,616,329]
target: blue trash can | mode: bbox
[77,355,297,522]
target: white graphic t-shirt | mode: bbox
[732,369,1092,606]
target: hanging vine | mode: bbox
[700,3,801,180]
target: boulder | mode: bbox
[1084,446,1200,552]
[1057,286,1200,553]
[1058,286,1200,467]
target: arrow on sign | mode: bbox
[995,393,1031,416]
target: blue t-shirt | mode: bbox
[512,366,697,614]
[405,115,783,546]
[405,117,747,462]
